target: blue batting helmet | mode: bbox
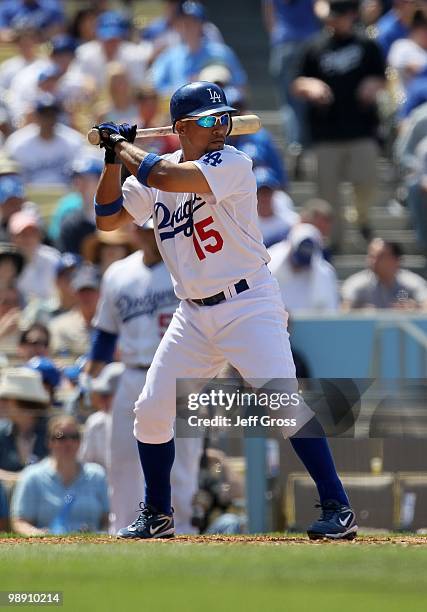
[170,81,237,130]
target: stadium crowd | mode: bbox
[0,0,427,535]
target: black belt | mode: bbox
[128,364,150,370]
[192,279,249,307]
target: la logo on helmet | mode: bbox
[207,88,221,103]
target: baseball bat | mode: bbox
[87,114,261,146]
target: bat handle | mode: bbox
[87,128,101,146]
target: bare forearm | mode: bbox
[0,468,20,483]
[11,518,47,536]
[84,359,106,378]
[94,163,132,230]
[95,164,122,204]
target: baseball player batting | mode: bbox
[92,80,357,540]
[85,221,202,534]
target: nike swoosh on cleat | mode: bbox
[149,519,171,535]
[339,513,353,527]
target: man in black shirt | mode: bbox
[293,0,386,251]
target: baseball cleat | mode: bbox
[116,503,175,539]
[307,499,358,540]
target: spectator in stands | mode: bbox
[375,0,417,57]
[0,243,24,290]
[0,1,65,43]
[0,21,41,93]
[388,11,427,92]
[0,158,25,242]
[300,198,334,260]
[17,323,50,360]
[81,228,135,275]
[0,367,49,483]
[0,102,13,145]
[8,33,90,128]
[75,10,150,89]
[9,209,60,302]
[69,7,98,46]
[94,62,139,126]
[226,88,289,190]
[10,414,109,535]
[51,253,80,317]
[4,94,84,186]
[403,135,427,252]
[396,101,427,167]
[151,1,247,94]
[26,356,61,406]
[269,223,339,312]
[262,0,321,146]
[292,0,386,251]
[134,85,179,155]
[341,237,427,309]
[0,285,23,350]
[399,63,427,119]
[142,0,224,68]
[49,264,100,357]
[79,362,124,470]
[254,166,299,248]
[0,481,8,531]
[49,157,102,249]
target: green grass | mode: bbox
[0,539,426,612]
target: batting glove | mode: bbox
[119,123,137,143]
[94,122,127,164]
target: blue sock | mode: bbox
[137,438,175,515]
[290,419,349,506]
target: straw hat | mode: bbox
[0,367,50,404]
[81,228,135,264]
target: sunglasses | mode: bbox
[51,432,80,442]
[25,338,49,347]
[181,113,230,128]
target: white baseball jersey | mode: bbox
[122,145,270,299]
[93,251,178,366]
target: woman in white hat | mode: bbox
[0,367,50,484]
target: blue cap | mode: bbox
[26,357,61,389]
[0,175,24,204]
[96,11,128,40]
[35,93,61,113]
[254,166,280,190]
[179,1,206,21]
[290,238,316,268]
[38,64,61,84]
[71,263,100,291]
[56,252,81,276]
[51,34,76,55]
[71,157,103,177]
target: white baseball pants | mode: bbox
[134,266,309,445]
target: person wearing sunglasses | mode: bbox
[10,415,109,536]
[92,80,357,542]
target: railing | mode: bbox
[370,318,427,378]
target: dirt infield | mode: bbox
[1,534,427,546]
